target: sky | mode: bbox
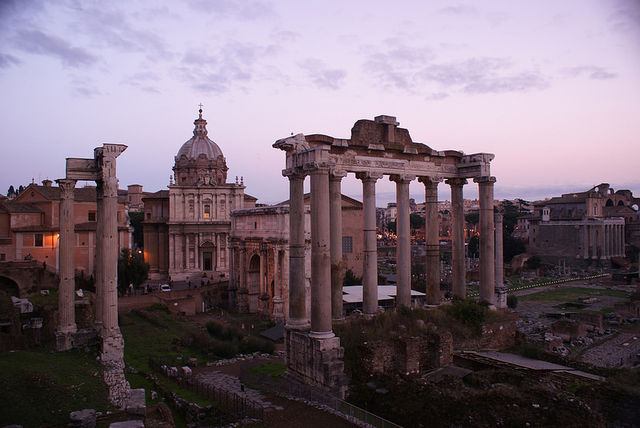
[0,0,639,206]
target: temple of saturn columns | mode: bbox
[274,115,504,396]
[55,143,130,406]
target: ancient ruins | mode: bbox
[274,115,502,395]
[56,144,130,406]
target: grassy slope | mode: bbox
[0,348,111,428]
[519,286,629,302]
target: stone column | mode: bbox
[582,224,589,259]
[56,178,77,351]
[330,170,347,322]
[94,180,104,331]
[310,166,333,338]
[357,172,383,317]
[100,174,120,334]
[286,171,309,329]
[474,176,496,305]
[391,174,414,308]
[420,177,441,305]
[494,212,506,309]
[446,178,467,299]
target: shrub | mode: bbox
[206,321,243,341]
[133,309,169,329]
[445,299,487,329]
[507,295,518,309]
[343,269,362,286]
[239,336,274,354]
[148,303,170,313]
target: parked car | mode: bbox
[160,284,171,292]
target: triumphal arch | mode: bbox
[274,115,501,396]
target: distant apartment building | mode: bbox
[0,180,132,275]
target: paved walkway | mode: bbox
[580,332,640,368]
[463,350,605,381]
[195,370,284,411]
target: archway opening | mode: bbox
[248,254,260,312]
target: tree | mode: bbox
[409,213,424,230]
[117,248,149,294]
[7,185,15,197]
[465,212,479,225]
[128,211,144,249]
[468,235,479,257]
[17,185,24,194]
[387,220,397,234]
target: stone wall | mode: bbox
[479,317,518,350]
[359,330,454,376]
[285,329,348,398]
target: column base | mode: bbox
[286,318,311,331]
[309,330,335,339]
[55,331,74,351]
[285,329,348,398]
[495,288,507,309]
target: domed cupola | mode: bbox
[173,108,228,186]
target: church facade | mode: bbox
[143,110,256,282]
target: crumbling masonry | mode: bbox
[54,144,130,406]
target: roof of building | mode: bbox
[342,285,425,303]
[175,109,224,161]
[142,190,170,200]
[2,202,43,213]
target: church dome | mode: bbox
[176,109,224,160]
[173,108,228,187]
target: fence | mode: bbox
[148,358,265,423]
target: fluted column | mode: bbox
[309,166,333,338]
[494,212,506,308]
[391,174,414,308]
[446,178,467,299]
[357,172,383,316]
[420,177,441,305]
[330,170,347,322]
[286,171,309,329]
[101,174,120,334]
[94,180,104,330]
[582,224,589,259]
[474,176,496,305]
[56,178,77,349]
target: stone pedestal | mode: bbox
[285,328,348,398]
[101,332,131,408]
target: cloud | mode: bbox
[364,45,549,95]
[186,0,275,20]
[176,41,282,93]
[13,29,97,67]
[65,3,172,63]
[0,52,20,68]
[121,71,161,93]
[299,59,346,90]
[69,77,100,97]
[562,66,617,80]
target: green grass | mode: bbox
[519,287,628,302]
[248,362,286,378]
[0,348,111,428]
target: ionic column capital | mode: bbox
[356,171,384,182]
[56,179,77,198]
[418,176,443,186]
[473,176,497,185]
[445,177,468,187]
[282,169,306,180]
[389,174,416,184]
[330,169,348,181]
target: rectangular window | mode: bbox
[34,233,43,247]
[88,211,96,222]
[204,204,211,218]
[342,236,353,254]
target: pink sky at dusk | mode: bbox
[0,0,638,206]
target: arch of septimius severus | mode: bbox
[274,115,503,397]
[56,144,130,406]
